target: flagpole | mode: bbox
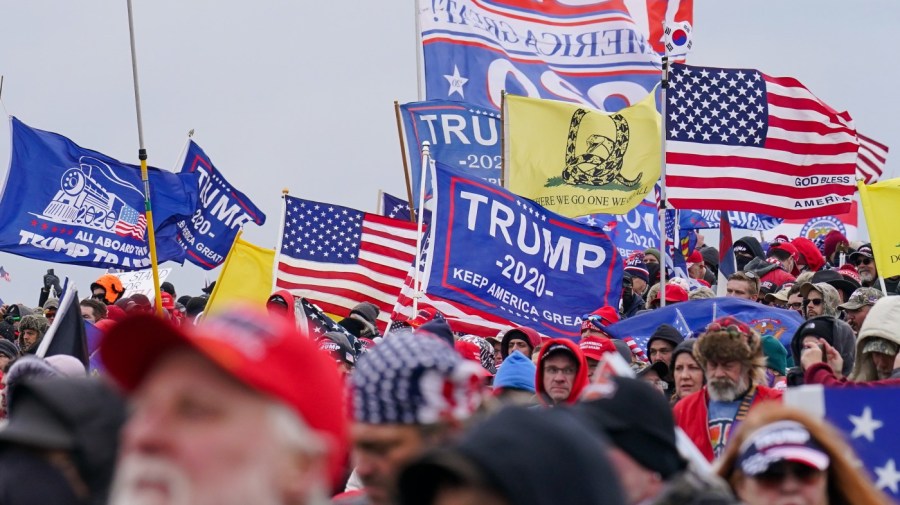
[412,143,431,313]
[500,91,507,188]
[272,189,288,292]
[35,281,77,358]
[394,101,417,222]
[126,0,163,316]
[658,53,670,307]
[206,230,240,316]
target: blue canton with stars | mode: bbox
[822,388,900,499]
[281,195,363,264]
[666,64,769,146]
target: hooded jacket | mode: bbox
[500,326,541,359]
[850,297,900,382]
[733,237,764,270]
[396,407,626,505]
[743,257,795,292]
[791,237,825,273]
[789,316,855,377]
[534,339,588,406]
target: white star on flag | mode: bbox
[875,459,900,494]
[444,65,468,98]
[849,406,883,442]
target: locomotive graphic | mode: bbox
[39,157,146,239]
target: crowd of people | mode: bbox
[0,229,895,504]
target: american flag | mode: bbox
[665,63,858,219]
[114,205,147,240]
[788,387,900,501]
[857,133,889,184]
[274,196,418,331]
[296,297,362,353]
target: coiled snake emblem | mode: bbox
[561,109,643,187]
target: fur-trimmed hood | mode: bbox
[850,297,900,382]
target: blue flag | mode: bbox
[175,141,266,269]
[399,100,501,206]
[0,118,199,269]
[576,199,659,258]
[679,210,783,231]
[426,161,623,338]
[381,192,432,227]
[605,298,804,353]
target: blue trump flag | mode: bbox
[0,118,199,269]
[399,100,501,206]
[425,161,623,338]
[576,198,659,258]
[605,297,804,352]
[175,141,266,269]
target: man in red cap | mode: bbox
[101,308,347,505]
[579,335,618,381]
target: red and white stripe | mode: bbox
[667,72,858,219]
[275,214,418,331]
[115,215,147,240]
[856,132,888,184]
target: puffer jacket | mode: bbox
[850,297,900,381]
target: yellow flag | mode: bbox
[505,92,661,217]
[858,178,900,279]
[205,232,276,316]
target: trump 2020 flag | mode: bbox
[175,141,266,269]
[425,161,622,338]
[505,93,661,217]
[786,387,900,501]
[0,118,198,269]
[274,196,419,331]
[665,63,858,218]
[420,0,663,111]
[399,100,502,204]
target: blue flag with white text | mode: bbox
[679,210,783,231]
[425,162,622,338]
[605,297,803,353]
[399,100,502,206]
[175,141,266,269]
[0,118,199,269]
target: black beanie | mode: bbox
[647,324,684,349]
[574,376,686,479]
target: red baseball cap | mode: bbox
[579,335,617,361]
[656,284,689,303]
[100,307,348,486]
[686,250,704,267]
[581,305,620,332]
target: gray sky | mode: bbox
[0,0,896,303]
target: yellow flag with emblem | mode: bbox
[504,92,660,217]
[858,178,900,279]
[205,231,276,316]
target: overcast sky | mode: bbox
[0,0,896,303]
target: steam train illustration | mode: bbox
[41,158,143,234]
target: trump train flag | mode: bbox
[664,63,858,219]
[0,118,198,269]
[858,178,900,279]
[425,162,622,338]
[505,92,661,217]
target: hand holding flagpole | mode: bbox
[126,0,164,316]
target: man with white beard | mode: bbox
[99,308,347,505]
[673,316,782,462]
[851,243,900,294]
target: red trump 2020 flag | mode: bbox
[664,63,857,219]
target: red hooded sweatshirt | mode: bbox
[535,339,589,406]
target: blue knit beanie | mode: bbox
[493,351,536,393]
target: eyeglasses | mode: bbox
[855,257,873,266]
[787,302,803,310]
[803,298,823,307]
[753,462,824,486]
[544,366,577,377]
[91,293,105,301]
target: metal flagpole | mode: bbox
[658,53,670,308]
[126,0,164,316]
[412,142,431,313]
[272,189,289,292]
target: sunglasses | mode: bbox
[855,257,873,266]
[803,298,823,307]
[753,461,824,486]
[787,302,803,310]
